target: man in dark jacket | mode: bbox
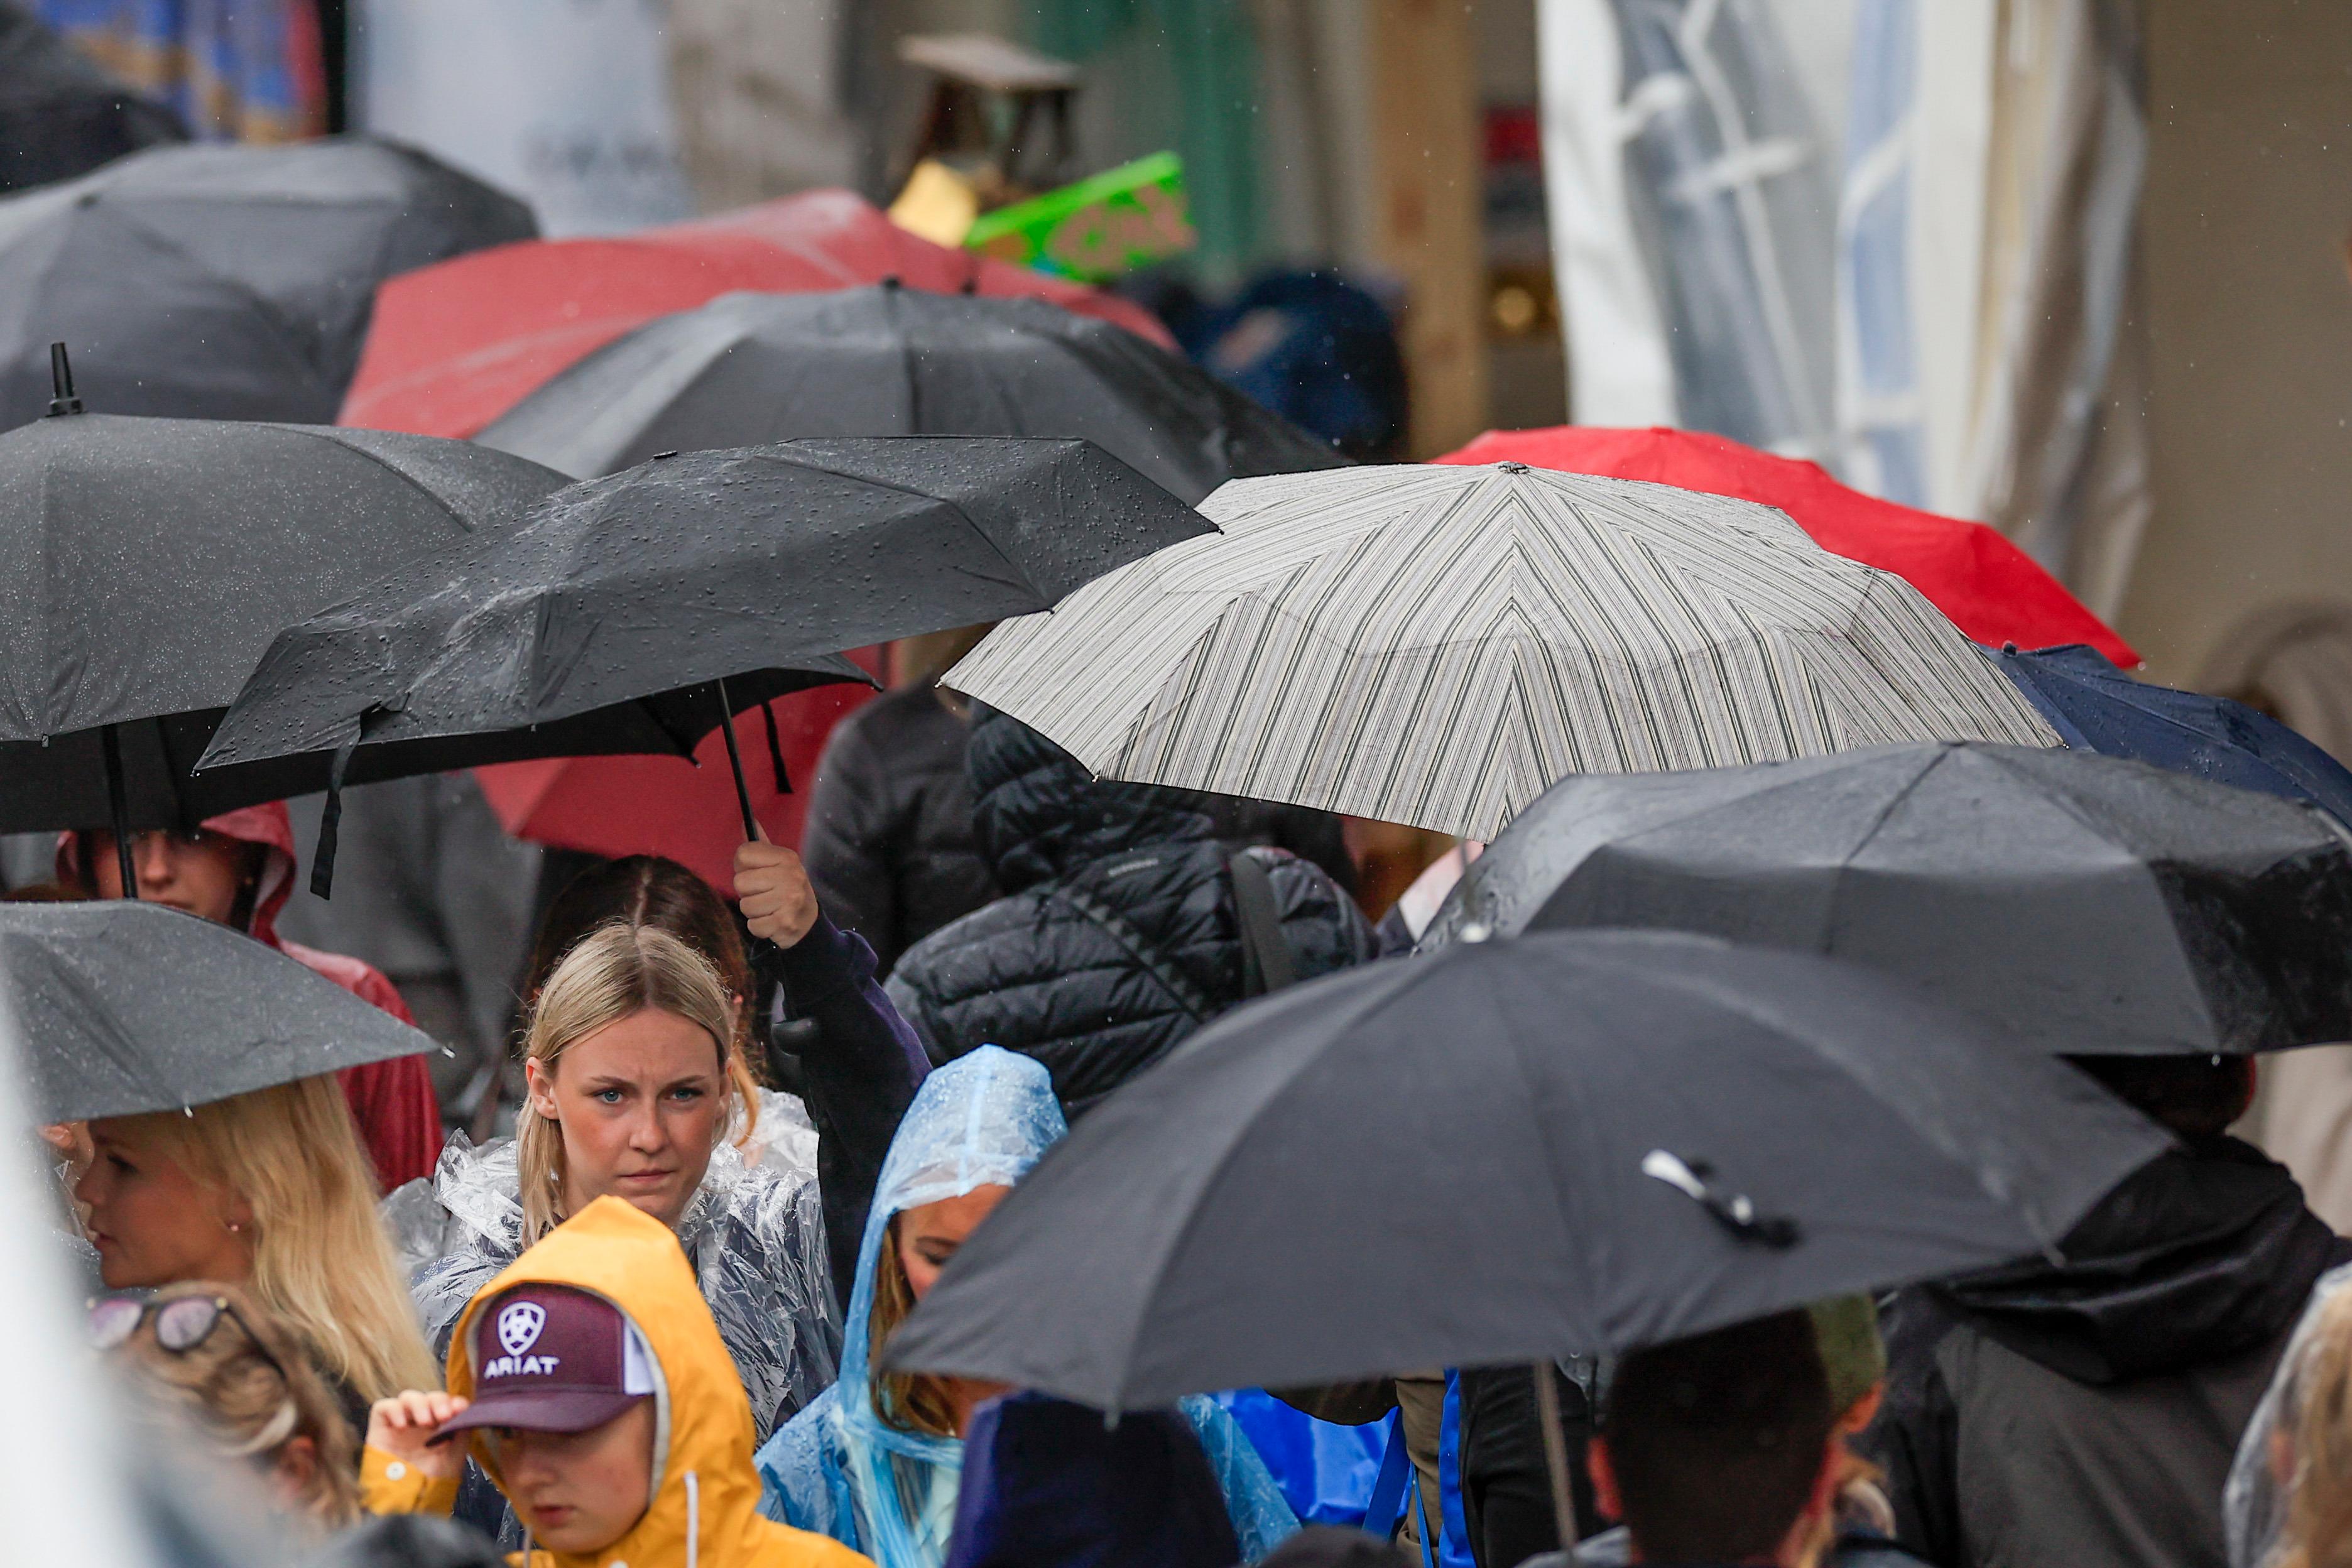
[883,707,1376,1114]
[801,680,999,977]
[1864,1054,2351,1568]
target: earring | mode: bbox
[224,1219,243,1234]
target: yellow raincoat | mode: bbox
[364,1196,871,1568]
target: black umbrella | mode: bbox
[1,900,438,1122]
[197,437,1214,888]
[0,401,567,895]
[1421,741,2352,1056]
[886,929,2166,1407]
[474,282,1346,496]
[0,5,183,195]
[0,136,535,428]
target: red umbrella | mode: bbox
[1440,425,2137,667]
[473,664,881,893]
[338,187,1176,440]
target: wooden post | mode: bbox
[1366,0,1491,457]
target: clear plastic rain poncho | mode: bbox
[383,1087,836,1444]
[755,1045,1298,1568]
[2226,1262,2352,1567]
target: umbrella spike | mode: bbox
[45,341,81,416]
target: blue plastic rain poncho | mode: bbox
[756,1046,1298,1568]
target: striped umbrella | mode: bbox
[944,462,2061,841]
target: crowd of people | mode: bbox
[26,685,2352,1568]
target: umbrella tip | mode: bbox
[2003,641,2020,655]
[1496,460,1528,475]
[881,274,902,290]
[45,342,82,417]
[651,450,680,460]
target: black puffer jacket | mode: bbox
[884,709,1376,1114]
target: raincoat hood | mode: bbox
[965,708,1214,895]
[447,1195,785,1568]
[755,1048,1298,1565]
[1934,1136,2348,1383]
[58,802,298,944]
[758,1047,1066,1568]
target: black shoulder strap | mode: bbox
[1230,849,1298,997]
[1045,872,1216,1023]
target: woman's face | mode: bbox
[528,1008,726,1231]
[88,829,254,923]
[76,1118,253,1290]
[895,1185,1013,1301]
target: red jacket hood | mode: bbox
[58,802,300,947]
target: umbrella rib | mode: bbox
[1098,960,1471,1408]
[748,449,1050,600]
[273,425,484,533]
[92,204,331,379]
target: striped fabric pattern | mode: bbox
[945,463,2060,841]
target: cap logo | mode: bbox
[498,1301,547,1358]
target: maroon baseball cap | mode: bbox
[432,1284,655,1442]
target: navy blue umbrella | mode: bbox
[1996,643,2352,825]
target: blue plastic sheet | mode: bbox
[1210,1388,1390,1529]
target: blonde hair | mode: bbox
[515,922,753,1246]
[114,1281,361,1532]
[868,1216,962,1439]
[2278,1285,2352,1568]
[126,1077,437,1406]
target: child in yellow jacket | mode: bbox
[364,1195,871,1568]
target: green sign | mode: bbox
[967,151,1194,283]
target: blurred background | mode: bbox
[21,0,2351,751]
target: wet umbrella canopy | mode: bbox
[1995,641,2352,826]
[885,930,2167,1408]
[198,437,1213,851]
[0,137,535,428]
[475,283,1346,495]
[1422,741,2352,1056]
[0,901,439,1123]
[0,412,568,835]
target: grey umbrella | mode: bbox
[1,900,438,1122]
[0,136,535,428]
[475,282,1347,497]
[195,437,1213,887]
[1422,741,2352,1055]
[0,406,566,896]
[886,929,2167,1407]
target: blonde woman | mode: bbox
[403,840,927,1447]
[76,1074,437,1425]
[98,1280,362,1535]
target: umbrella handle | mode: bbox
[1533,1361,1582,1550]
[101,722,137,901]
[715,677,760,842]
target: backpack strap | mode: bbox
[1043,871,1216,1023]
[1229,849,1298,997]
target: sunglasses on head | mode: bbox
[88,1294,289,1384]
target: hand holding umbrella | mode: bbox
[734,830,820,950]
